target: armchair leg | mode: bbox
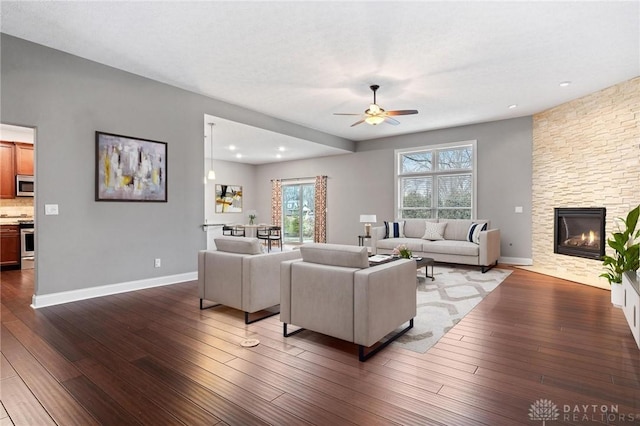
[245,308,279,325]
[200,299,221,310]
[481,260,498,273]
[358,318,414,362]
[283,323,306,337]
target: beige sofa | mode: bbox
[198,236,301,323]
[371,218,500,272]
[280,243,416,361]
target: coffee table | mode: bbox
[414,256,435,281]
[369,255,434,281]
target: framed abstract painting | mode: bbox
[215,184,242,213]
[95,131,167,202]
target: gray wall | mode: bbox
[1,34,351,296]
[1,34,532,299]
[204,159,257,249]
[256,117,533,260]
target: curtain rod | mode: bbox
[271,176,326,182]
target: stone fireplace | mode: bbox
[554,208,606,260]
[531,77,639,289]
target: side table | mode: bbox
[358,235,372,246]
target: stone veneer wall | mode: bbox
[531,77,640,289]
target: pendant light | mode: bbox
[207,122,216,180]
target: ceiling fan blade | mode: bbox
[385,117,401,126]
[385,109,419,116]
[350,119,366,127]
[333,113,361,116]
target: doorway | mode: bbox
[282,182,315,244]
[0,123,36,272]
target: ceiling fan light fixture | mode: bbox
[334,84,418,127]
[365,115,385,125]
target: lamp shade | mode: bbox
[360,214,377,223]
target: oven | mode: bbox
[19,221,34,269]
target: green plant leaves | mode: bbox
[601,204,640,285]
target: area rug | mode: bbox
[392,264,512,354]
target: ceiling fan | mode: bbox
[334,85,418,127]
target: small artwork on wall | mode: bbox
[216,184,242,213]
[96,131,167,202]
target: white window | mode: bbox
[396,141,477,219]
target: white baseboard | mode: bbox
[499,256,532,266]
[31,271,197,309]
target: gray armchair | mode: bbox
[198,236,301,323]
[280,243,416,361]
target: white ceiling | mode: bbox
[203,114,350,164]
[1,1,638,164]
[0,123,34,143]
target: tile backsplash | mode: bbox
[0,198,34,217]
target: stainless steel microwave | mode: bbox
[16,175,34,197]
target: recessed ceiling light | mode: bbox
[508,104,517,109]
[236,153,242,159]
[559,81,571,87]
[278,146,285,152]
[276,154,282,159]
[229,145,236,151]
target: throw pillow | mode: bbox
[384,221,405,238]
[422,221,447,240]
[467,222,487,244]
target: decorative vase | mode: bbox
[611,283,623,308]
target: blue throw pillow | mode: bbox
[467,222,487,244]
[384,221,405,238]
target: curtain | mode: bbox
[271,179,282,227]
[314,175,327,243]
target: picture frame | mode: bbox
[215,184,242,213]
[95,131,167,202]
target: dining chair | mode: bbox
[232,225,246,237]
[222,225,234,236]
[257,226,282,251]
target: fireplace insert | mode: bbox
[554,207,606,260]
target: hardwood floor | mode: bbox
[1,267,639,425]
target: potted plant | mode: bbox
[247,210,257,225]
[600,205,640,306]
[393,244,412,259]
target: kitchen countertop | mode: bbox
[0,216,34,225]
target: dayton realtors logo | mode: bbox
[529,399,560,425]
[529,399,639,423]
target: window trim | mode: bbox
[394,140,477,220]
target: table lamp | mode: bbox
[360,214,377,237]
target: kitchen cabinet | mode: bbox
[0,142,16,199]
[15,142,34,175]
[0,225,20,267]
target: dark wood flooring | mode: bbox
[1,267,639,425]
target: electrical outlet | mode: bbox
[154,258,161,268]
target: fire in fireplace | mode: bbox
[554,207,606,260]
